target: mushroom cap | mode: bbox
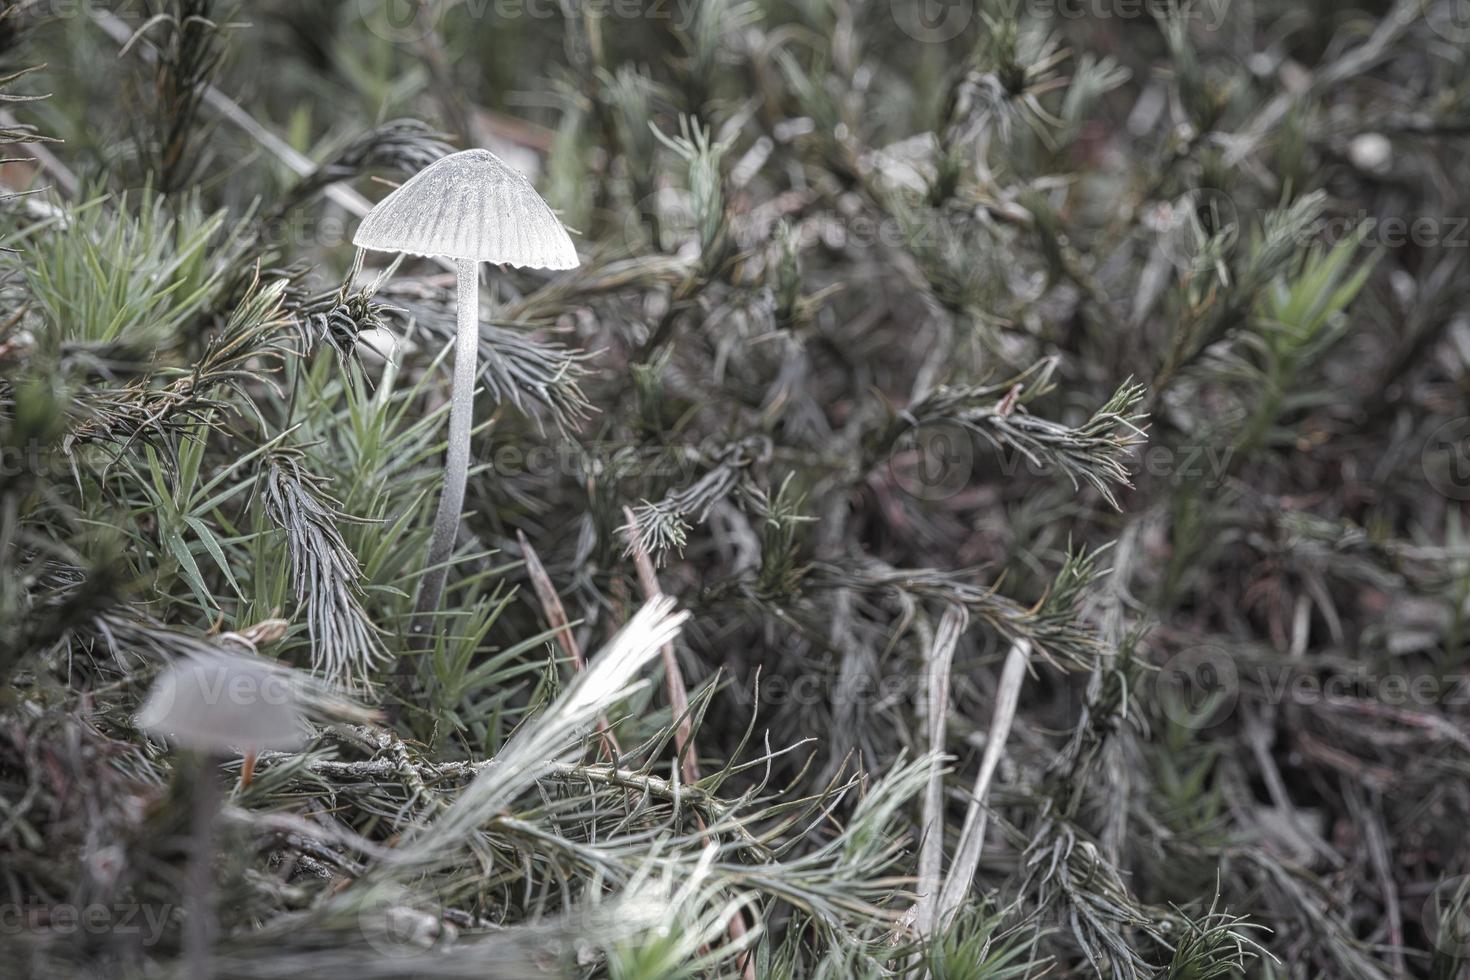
[353,148,579,269]
[136,652,309,753]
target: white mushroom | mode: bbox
[136,651,309,754]
[353,149,579,643]
[136,650,311,980]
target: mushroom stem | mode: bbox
[184,752,220,980]
[413,258,481,646]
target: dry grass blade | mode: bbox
[517,528,621,757]
[913,604,968,937]
[623,504,697,785]
[936,638,1030,926]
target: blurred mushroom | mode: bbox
[1348,132,1392,175]
[353,148,579,647]
[137,651,311,980]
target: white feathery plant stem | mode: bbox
[411,259,481,645]
[392,597,689,868]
